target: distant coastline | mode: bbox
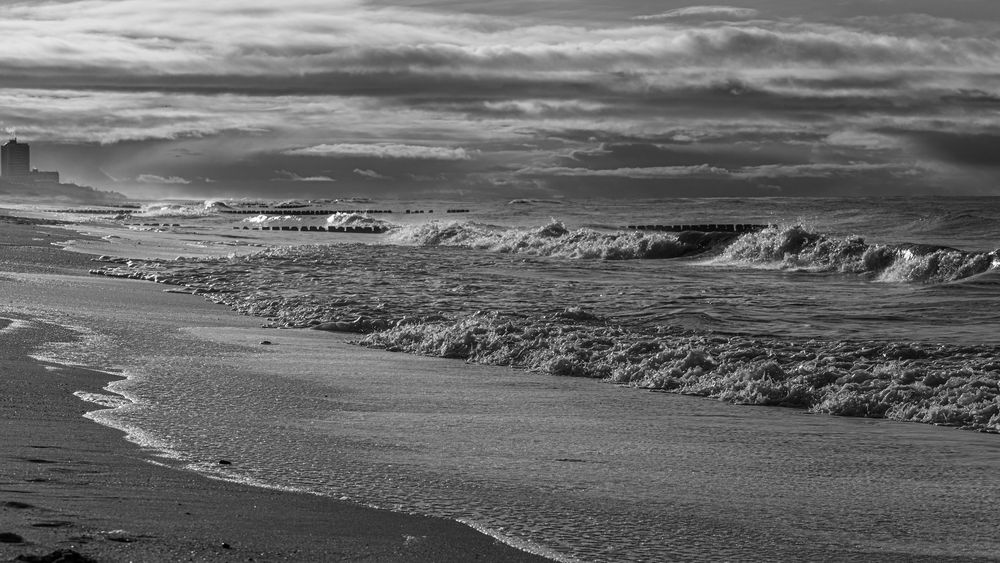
[0,177,126,204]
[1,138,127,204]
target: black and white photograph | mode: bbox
[1,0,999,561]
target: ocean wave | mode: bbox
[507,198,563,205]
[360,311,1000,433]
[388,220,736,260]
[326,212,396,229]
[269,197,375,208]
[241,214,302,224]
[237,211,396,229]
[138,202,217,218]
[88,251,1000,433]
[715,225,1000,283]
[905,209,1000,238]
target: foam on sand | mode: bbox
[89,244,1000,433]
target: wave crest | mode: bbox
[360,311,1000,433]
[137,202,216,218]
[326,212,395,229]
[89,252,1000,434]
[388,220,735,260]
[718,225,1000,283]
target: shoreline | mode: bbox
[0,216,551,562]
[7,209,1000,561]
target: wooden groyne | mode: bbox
[51,208,139,214]
[626,224,770,233]
[218,208,471,215]
[219,208,392,216]
[49,207,472,216]
[233,225,388,234]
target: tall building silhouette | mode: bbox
[2,139,30,177]
[0,139,59,184]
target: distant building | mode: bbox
[29,169,60,183]
[1,139,60,184]
[2,139,30,177]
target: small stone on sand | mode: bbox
[15,548,98,563]
[0,531,25,543]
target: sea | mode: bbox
[14,196,1000,561]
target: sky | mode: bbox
[1,0,999,200]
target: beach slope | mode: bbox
[0,216,548,562]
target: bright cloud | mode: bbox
[286,143,472,160]
[135,174,190,184]
[354,168,390,179]
[272,170,336,182]
[0,0,997,197]
[633,6,760,21]
[0,1,997,85]
[517,164,730,179]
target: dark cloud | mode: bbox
[271,170,337,182]
[900,131,1000,168]
[2,0,1000,198]
[560,142,812,171]
[634,6,759,21]
[518,164,941,198]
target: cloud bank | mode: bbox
[634,6,760,21]
[136,174,191,184]
[285,143,472,160]
[0,0,996,197]
[272,170,336,182]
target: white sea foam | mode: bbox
[242,214,301,224]
[325,212,395,229]
[457,518,580,563]
[0,317,33,335]
[28,321,189,462]
[507,198,564,205]
[388,220,733,260]
[714,225,1000,283]
[73,390,131,409]
[137,202,216,218]
[360,311,1000,432]
[84,240,1000,433]
[81,211,1000,434]
[31,196,1000,563]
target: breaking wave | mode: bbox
[715,225,1000,284]
[388,220,737,260]
[241,214,302,224]
[360,311,1000,433]
[326,212,395,230]
[89,240,1000,434]
[507,199,564,205]
[136,202,219,218]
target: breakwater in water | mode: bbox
[87,220,1000,434]
[234,225,387,233]
[627,223,769,233]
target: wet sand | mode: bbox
[0,215,548,562]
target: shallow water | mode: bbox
[31,308,1000,561]
[11,196,1000,561]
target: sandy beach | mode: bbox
[0,215,549,563]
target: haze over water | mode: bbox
[24,195,1000,561]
